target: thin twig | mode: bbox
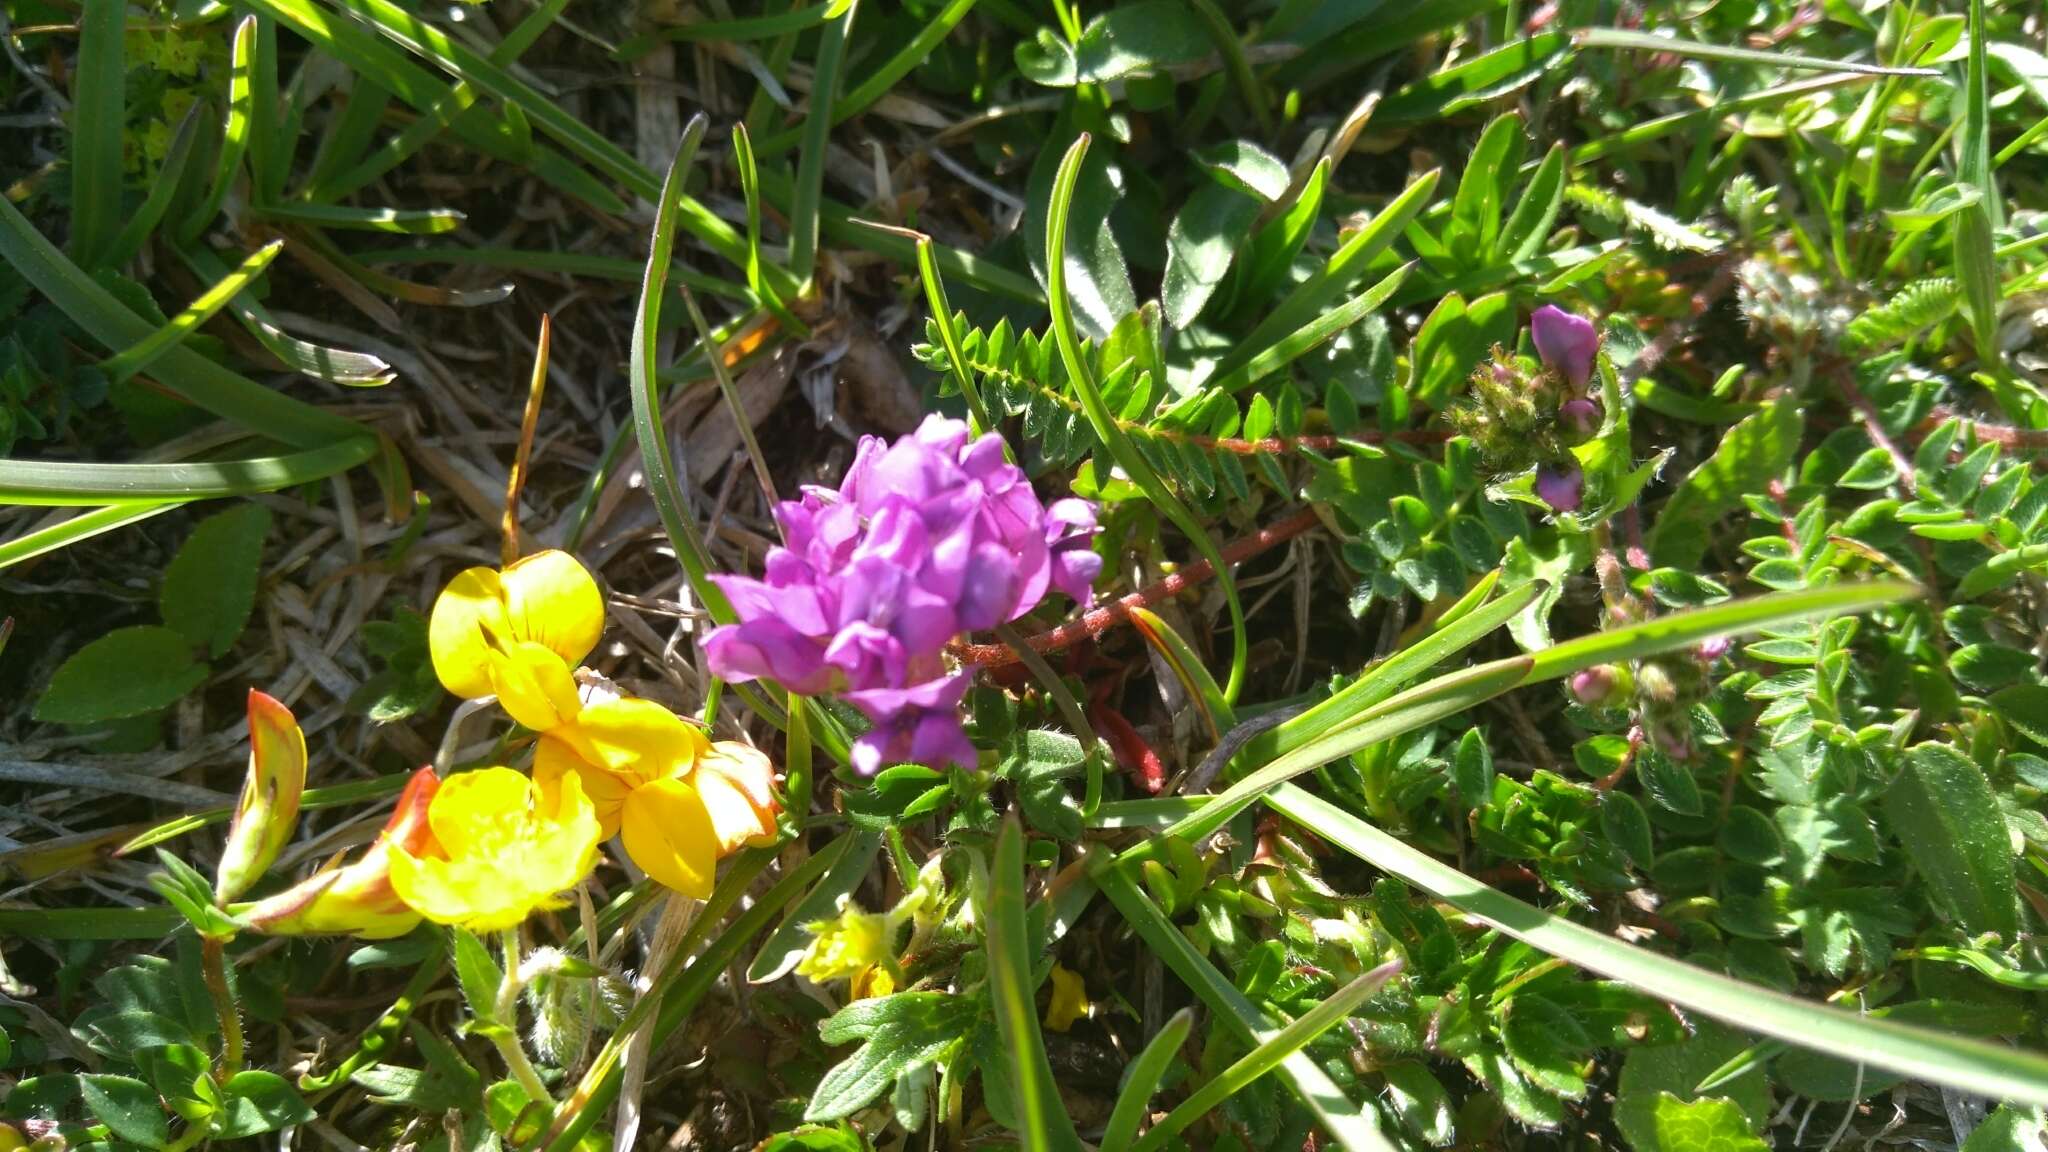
[951,507,1321,667]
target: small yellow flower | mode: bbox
[214,690,306,903]
[796,898,895,985]
[429,550,605,726]
[388,767,600,932]
[1044,963,1092,1033]
[241,767,440,939]
[850,964,896,1001]
[534,698,778,898]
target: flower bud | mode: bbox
[1535,465,1584,513]
[1557,397,1602,443]
[1635,661,1680,706]
[1531,305,1597,388]
[1569,665,1627,708]
[239,767,439,939]
[1696,636,1733,664]
[697,740,782,855]
[214,691,307,903]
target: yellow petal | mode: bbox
[1045,963,1091,1033]
[536,735,630,839]
[499,550,605,670]
[568,698,708,784]
[488,642,583,732]
[619,777,717,899]
[428,566,513,700]
[424,767,531,860]
[697,741,780,854]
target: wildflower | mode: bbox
[214,690,307,903]
[1568,665,1630,709]
[796,897,896,984]
[1530,304,1597,389]
[533,698,779,898]
[706,416,1100,773]
[1557,396,1602,443]
[428,550,605,731]
[1044,964,1092,1033]
[1534,465,1584,514]
[240,767,439,940]
[387,767,601,932]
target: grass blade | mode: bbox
[1129,960,1402,1152]
[0,440,378,505]
[1953,0,2001,366]
[185,16,257,243]
[0,504,180,571]
[175,244,395,387]
[106,103,203,267]
[1100,1007,1194,1152]
[788,0,856,281]
[1046,134,1248,703]
[258,202,464,234]
[1574,28,1941,77]
[68,0,125,267]
[101,240,285,382]
[1270,783,2048,1108]
[986,815,1085,1151]
[1212,261,1413,392]
[1088,851,1397,1152]
[0,195,366,447]
[753,0,980,157]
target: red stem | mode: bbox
[952,506,1323,667]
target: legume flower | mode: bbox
[387,766,601,932]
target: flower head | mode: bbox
[1535,465,1584,514]
[240,767,440,939]
[706,416,1099,774]
[533,697,779,898]
[429,550,605,730]
[387,766,601,932]
[1530,305,1598,389]
[1044,964,1092,1033]
[214,690,307,903]
[796,898,896,984]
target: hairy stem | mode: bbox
[200,934,243,1082]
[496,929,553,1105]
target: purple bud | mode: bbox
[1535,465,1583,513]
[1558,397,1602,442]
[1696,636,1732,664]
[1569,666,1618,707]
[1530,305,1598,388]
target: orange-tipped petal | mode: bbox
[214,690,307,902]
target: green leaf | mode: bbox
[450,928,505,1024]
[1575,28,1940,77]
[79,1073,169,1149]
[1963,1107,2047,1152]
[34,625,206,725]
[1647,1094,1771,1152]
[1163,180,1260,329]
[1882,744,2018,937]
[807,993,979,1122]
[1192,140,1290,201]
[1100,1007,1192,1152]
[69,0,126,269]
[214,1070,314,1138]
[1452,728,1494,802]
[1992,684,2048,746]
[160,504,271,658]
[1017,1,1210,86]
[1614,1024,1771,1152]
[1379,34,1569,124]
[1649,397,1803,568]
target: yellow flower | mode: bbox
[1044,963,1092,1033]
[241,767,439,940]
[850,964,896,1001]
[213,690,306,903]
[388,767,600,932]
[428,550,605,729]
[796,898,895,984]
[534,699,779,899]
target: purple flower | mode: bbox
[704,416,1101,774]
[1558,397,1602,442]
[1535,464,1583,513]
[1530,305,1597,389]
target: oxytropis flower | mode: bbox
[1447,304,1604,515]
[705,415,1101,774]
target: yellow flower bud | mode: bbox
[213,690,306,903]
[240,767,439,939]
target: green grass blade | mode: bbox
[0,908,184,941]
[753,0,980,157]
[1088,851,1397,1152]
[1046,134,1247,703]
[1129,960,1402,1152]
[1270,783,2048,1108]
[0,195,366,447]
[175,244,395,387]
[1213,261,1413,392]
[1208,168,1439,384]
[106,104,203,267]
[788,0,856,282]
[258,202,464,233]
[1953,0,2001,366]
[630,115,735,624]
[185,16,257,243]
[0,503,179,571]
[0,440,378,505]
[1566,73,1875,166]
[1574,28,1941,77]
[617,1,833,57]
[1101,1007,1194,1152]
[68,0,125,268]
[1139,581,1917,863]
[101,240,285,382]
[987,815,1085,1151]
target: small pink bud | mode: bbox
[1558,397,1602,442]
[1569,666,1619,707]
[1696,636,1733,663]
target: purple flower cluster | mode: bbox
[705,416,1102,775]
[1529,306,1600,514]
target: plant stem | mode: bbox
[200,934,243,1081]
[496,928,553,1105]
[951,506,1321,667]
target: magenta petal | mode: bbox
[1535,465,1584,513]
[1530,305,1597,388]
